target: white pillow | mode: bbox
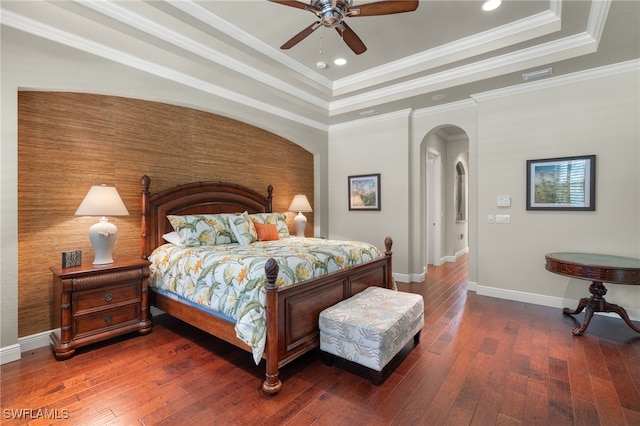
[162,231,182,246]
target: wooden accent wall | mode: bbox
[17,92,314,337]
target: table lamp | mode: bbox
[288,194,312,237]
[75,185,129,264]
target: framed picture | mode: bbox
[348,174,381,211]
[526,155,596,211]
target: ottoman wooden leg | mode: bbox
[321,352,334,366]
[370,370,383,386]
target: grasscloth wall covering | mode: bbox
[18,92,314,337]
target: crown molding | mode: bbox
[77,0,330,109]
[1,9,328,131]
[167,0,334,90]
[328,31,597,115]
[412,99,478,119]
[471,59,640,103]
[332,7,561,96]
[328,108,413,132]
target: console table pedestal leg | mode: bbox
[563,281,640,335]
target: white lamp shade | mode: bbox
[75,185,129,217]
[75,185,129,265]
[288,194,312,213]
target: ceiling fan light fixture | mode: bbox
[482,0,502,12]
[270,0,418,55]
[316,61,327,69]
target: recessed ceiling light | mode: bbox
[482,0,502,11]
[334,58,347,66]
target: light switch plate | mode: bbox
[497,196,511,207]
[62,250,82,268]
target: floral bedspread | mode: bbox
[148,237,383,363]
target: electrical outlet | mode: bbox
[496,214,511,224]
[62,250,82,268]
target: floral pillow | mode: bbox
[249,213,290,239]
[227,212,258,245]
[167,214,235,246]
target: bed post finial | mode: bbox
[263,257,281,395]
[266,185,273,213]
[384,236,393,290]
[141,175,151,260]
[384,236,393,256]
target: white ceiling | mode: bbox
[2,0,639,130]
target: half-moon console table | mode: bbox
[545,252,640,336]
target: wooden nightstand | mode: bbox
[50,258,152,359]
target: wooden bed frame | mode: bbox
[140,175,394,395]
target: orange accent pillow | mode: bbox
[252,221,279,241]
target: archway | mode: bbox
[421,125,469,274]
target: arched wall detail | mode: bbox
[419,124,470,276]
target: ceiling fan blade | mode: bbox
[335,22,367,55]
[348,0,419,17]
[268,0,316,11]
[281,21,322,49]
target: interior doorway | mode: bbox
[422,125,469,273]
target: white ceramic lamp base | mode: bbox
[293,212,307,237]
[89,217,118,264]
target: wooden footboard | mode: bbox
[262,238,393,394]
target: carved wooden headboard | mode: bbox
[140,175,273,258]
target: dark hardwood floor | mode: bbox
[2,254,640,425]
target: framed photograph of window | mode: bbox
[348,174,381,211]
[526,155,595,211]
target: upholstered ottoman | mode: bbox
[319,286,424,384]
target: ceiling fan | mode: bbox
[269,0,419,55]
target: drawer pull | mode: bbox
[104,315,113,325]
[104,294,113,302]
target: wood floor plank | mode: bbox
[3,253,639,425]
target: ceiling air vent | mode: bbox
[359,109,379,117]
[522,68,553,81]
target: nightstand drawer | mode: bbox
[73,282,140,314]
[74,304,140,338]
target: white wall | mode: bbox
[328,110,412,277]
[333,64,639,321]
[473,64,640,314]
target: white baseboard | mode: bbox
[476,284,640,322]
[0,344,21,365]
[0,329,54,365]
